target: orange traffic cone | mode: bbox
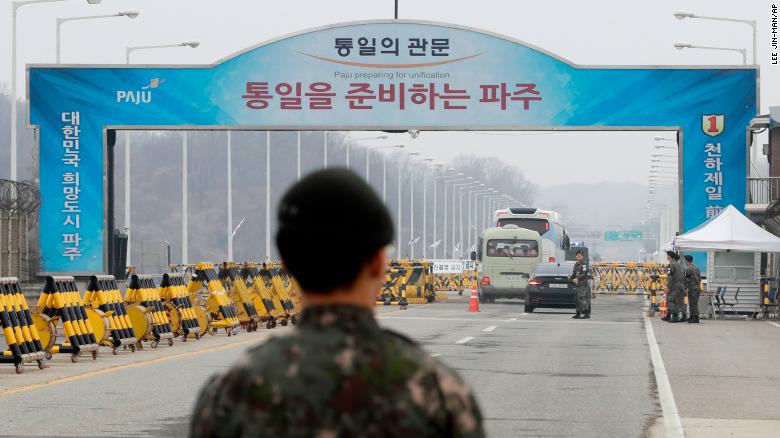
[468,283,480,312]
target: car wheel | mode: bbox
[524,305,535,313]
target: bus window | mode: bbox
[496,218,549,236]
[486,239,539,257]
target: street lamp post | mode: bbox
[398,152,421,258]
[57,11,139,63]
[369,144,404,191]
[126,41,199,63]
[674,11,757,64]
[674,42,746,64]
[266,132,271,261]
[450,179,476,257]
[10,0,101,181]
[421,162,440,259]
[124,40,199,267]
[409,157,433,258]
[468,188,491,252]
[433,171,461,259]
[458,183,482,259]
[181,132,188,264]
[348,135,388,170]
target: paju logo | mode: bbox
[116,78,164,104]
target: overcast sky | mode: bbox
[1,0,776,187]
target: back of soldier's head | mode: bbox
[276,168,394,294]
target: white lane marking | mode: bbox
[643,314,684,438]
[431,353,441,357]
[482,325,498,332]
[509,317,518,321]
[767,321,780,329]
[455,336,474,344]
[378,316,637,325]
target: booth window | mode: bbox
[712,252,755,282]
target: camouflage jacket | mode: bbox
[666,261,685,293]
[684,263,702,292]
[190,305,485,438]
[570,261,590,288]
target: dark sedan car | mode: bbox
[525,262,577,313]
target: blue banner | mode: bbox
[28,20,757,273]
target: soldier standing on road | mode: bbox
[570,250,591,319]
[663,251,685,323]
[683,255,702,324]
[190,169,485,438]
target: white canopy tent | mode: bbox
[673,205,780,252]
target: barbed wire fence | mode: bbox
[0,179,41,282]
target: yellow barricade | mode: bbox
[125,275,175,348]
[83,275,139,354]
[159,273,202,341]
[189,262,240,335]
[1,277,47,374]
[36,276,100,362]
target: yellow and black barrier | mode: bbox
[241,263,286,328]
[83,275,139,354]
[219,264,262,332]
[591,262,667,294]
[398,260,435,304]
[378,262,409,308]
[1,277,47,374]
[125,275,175,348]
[159,273,203,341]
[189,262,240,336]
[36,276,100,362]
[259,263,300,324]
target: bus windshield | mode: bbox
[496,218,550,236]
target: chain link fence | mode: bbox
[0,179,41,281]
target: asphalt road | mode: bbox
[0,295,658,437]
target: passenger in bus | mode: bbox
[528,247,538,257]
[513,247,526,257]
[501,245,512,257]
[487,248,497,257]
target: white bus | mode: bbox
[493,207,570,263]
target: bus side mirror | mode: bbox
[470,251,477,261]
[562,234,571,250]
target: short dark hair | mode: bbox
[684,255,693,262]
[666,250,680,261]
[276,169,394,294]
[575,250,583,255]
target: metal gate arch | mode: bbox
[27,19,758,274]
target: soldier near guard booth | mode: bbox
[683,255,702,324]
[190,169,485,438]
[663,250,685,323]
[569,250,591,319]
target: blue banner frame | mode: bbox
[27,20,757,273]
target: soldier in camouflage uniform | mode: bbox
[569,250,591,319]
[683,255,702,324]
[190,169,484,438]
[663,251,685,323]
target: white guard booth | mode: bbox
[673,205,780,314]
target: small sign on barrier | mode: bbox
[431,260,475,274]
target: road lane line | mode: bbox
[379,316,637,325]
[455,336,474,344]
[643,314,684,438]
[431,353,441,357]
[482,325,497,332]
[0,336,264,397]
[767,321,780,329]
[509,317,518,321]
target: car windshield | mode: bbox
[486,239,539,257]
[534,263,575,275]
